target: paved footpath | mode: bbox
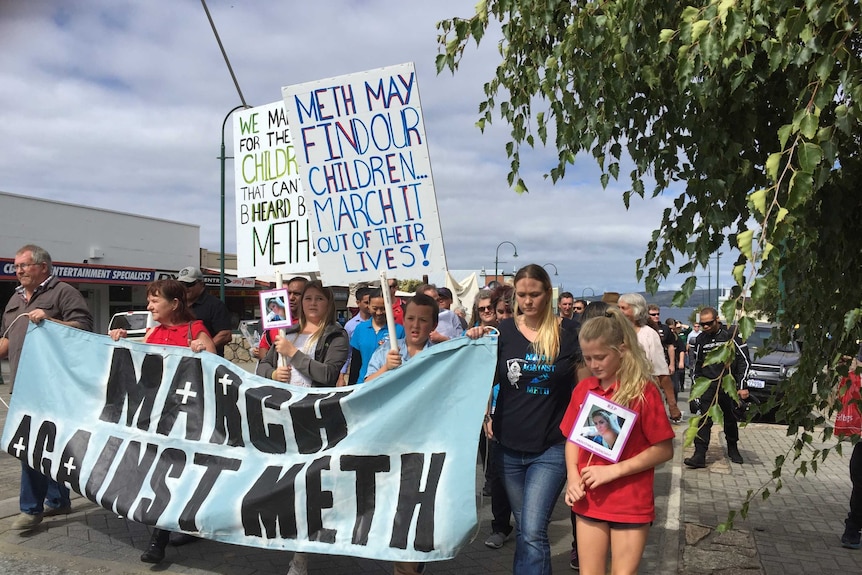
[0,360,859,574]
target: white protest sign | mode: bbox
[233,101,318,278]
[281,62,447,285]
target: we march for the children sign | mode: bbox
[233,101,318,278]
[281,62,447,285]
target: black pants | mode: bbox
[487,440,513,535]
[848,443,862,531]
[694,385,739,452]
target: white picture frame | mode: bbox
[567,391,638,463]
[259,288,292,330]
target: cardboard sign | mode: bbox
[233,101,319,278]
[281,62,447,285]
[567,392,638,463]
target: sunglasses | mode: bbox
[573,306,584,311]
[478,305,494,312]
[649,312,660,316]
[699,319,716,327]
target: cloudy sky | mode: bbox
[0,1,731,296]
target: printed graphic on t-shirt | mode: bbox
[520,352,557,395]
[506,358,524,388]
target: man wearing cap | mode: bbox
[177,266,233,357]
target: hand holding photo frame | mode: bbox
[567,392,638,463]
[259,288,292,330]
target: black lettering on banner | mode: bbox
[156,356,205,440]
[389,452,445,552]
[305,456,336,543]
[133,447,187,525]
[6,414,31,463]
[177,453,242,532]
[241,463,303,539]
[84,436,124,501]
[100,348,163,430]
[246,385,292,454]
[56,429,91,495]
[33,420,57,476]
[100,441,158,518]
[209,365,245,447]
[340,454,390,545]
[289,390,353,454]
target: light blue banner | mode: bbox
[2,321,496,562]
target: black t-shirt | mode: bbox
[492,317,581,453]
[654,322,675,364]
[191,291,233,356]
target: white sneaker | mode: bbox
[287,552,308,575]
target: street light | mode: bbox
[582,287,595,298]
[542,263,558,276]
[219,104,250,302]
[494,241,518,283]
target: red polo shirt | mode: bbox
[560,377,674,523]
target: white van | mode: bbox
[108,311,157,341]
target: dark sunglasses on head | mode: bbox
[699,319,716,327]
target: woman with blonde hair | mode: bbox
[468,264,581,574]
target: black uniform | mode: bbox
[691,325,751,451]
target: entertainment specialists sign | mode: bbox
[2,321,495,562]
[281,62,447,284]
[233,101,318,278]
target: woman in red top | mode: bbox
[109,279,214,563]
[560,308,674,575]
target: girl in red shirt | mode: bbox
[560,308,674,575]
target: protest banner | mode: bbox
[233,101,318,278]
[2,321,495,562]
[281,62,447,285]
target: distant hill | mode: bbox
[587,289,716,309]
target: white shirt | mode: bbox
[637,325,669,376]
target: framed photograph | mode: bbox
[259,288,292,330]
[567,391,638,463]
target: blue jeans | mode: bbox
[500,443,567,575]
[20,461,70,515]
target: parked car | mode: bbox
[745,322,802,405]
[108,310,157,341]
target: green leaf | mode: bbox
[732,263,746,286]
[737,229,755,260]
[788,171,812,208]
[684,415,701,446]
[691,20,710,42]
[749,188,767,216]
[765,152,782,181]
[797,142,822,173]
[659,28,676,43]
[690,376,712,402]
[777,124,793,149]
[799,113,818,140]
[707,403,725,429]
